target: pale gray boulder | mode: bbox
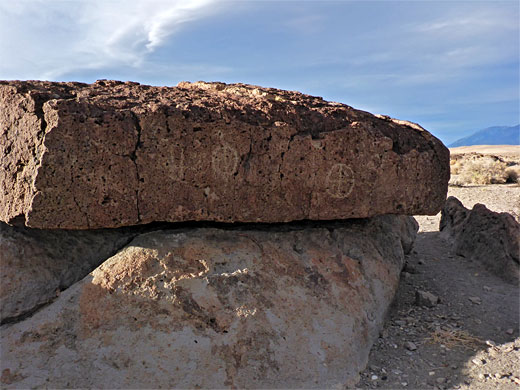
[0,222,138,323]
[0,215,417,389]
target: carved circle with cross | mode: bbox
[325,163,355,198]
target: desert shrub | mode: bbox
[455,156,510,185]
[505,166,519,183]
[450,159,463,175]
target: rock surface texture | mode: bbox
[0,215,418,389]
[0,80,449,229]
[0,222,138,323]
[440,196,520,283]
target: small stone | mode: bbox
[403,263,418,274]
[401,382,408,387]
[506,328,514,335]
[483,285,492,292]
[472,358,481,366]
[468,296,482,305]
[371,375,378,381]
[415,290,439,307]
[404,341,417,351]
[489,348,499,357]
[478,373,485,380]
[436,377,446,384]
[429,371,436,376]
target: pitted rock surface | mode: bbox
[0,80,449,229]
[0,215,418,389]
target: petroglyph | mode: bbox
[212,144,239,180]
[0,80,449,228]
[168,149,185,181]
[326,163,355,198]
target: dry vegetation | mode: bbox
[449,150,520,186]
[426,329,486,350]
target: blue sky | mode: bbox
[0,0,518,144]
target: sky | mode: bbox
[0,0,518,145]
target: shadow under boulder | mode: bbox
[0,222,140,324]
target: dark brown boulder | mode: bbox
[0,80,449,229]
[440,196,520,283]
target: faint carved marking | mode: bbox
[212,144,239,180]
[168,149,185,180]
[326,163,355,198]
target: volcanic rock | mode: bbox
[440,196,519,283]
[0,80,449,229]
[0,222,138,323]
[0,215,418,389]
[415,290,439,307]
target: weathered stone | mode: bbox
[0,222,138,323]
[440,196,519,283]
[0,215,418,389]
[439,197,469,242]
[0,80,449,229]
[415,290,439,307]
[405,341,417,351]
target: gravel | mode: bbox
[355,184,520,390]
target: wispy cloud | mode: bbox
[414,8,518,34]
[0,0,221,80]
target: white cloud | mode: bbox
[0,0,221,80]
[414,9,518,35]
[284,13,325,34]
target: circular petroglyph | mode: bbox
[212,144,239,180]
[168,149,185,181]
[326,163,355,198]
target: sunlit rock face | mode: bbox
[0,80,449,229]
[0,215,418,389]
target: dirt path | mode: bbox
[356,184,520,390]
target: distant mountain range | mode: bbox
[449,125,520,147]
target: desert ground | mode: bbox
[450,145,520,157]
[356,146,520,390]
